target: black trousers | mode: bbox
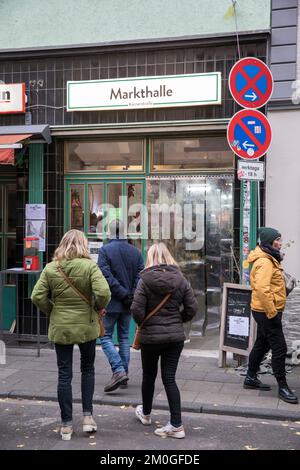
[55,339,96,425]
[248,311,287,384]
[140,341,184,427]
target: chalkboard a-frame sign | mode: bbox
[218,283,257,368]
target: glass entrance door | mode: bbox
[0,181,17,331]
[0,182,16,270]
[146,176,234,337]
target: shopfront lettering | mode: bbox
[0,90,10,102]
[110,85,173,100]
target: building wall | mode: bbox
[267,0,300,279]
[266,108,300,280]
[270,0,298,103]
[298,0,300,81]
[0,0,271,51]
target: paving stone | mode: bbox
[1,375,23,386]
[221,383,259,397]
[277,400,300,411]
[176,370,208,381]
[0,368,19,379]
[194,392,238,406]
[234,395,279,409]
[182,380,223,393]
[203,372,243,384]
[155,390,198,402]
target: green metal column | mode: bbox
[29,144,44,204]
[28,144,44,290]
[240,180,258,285]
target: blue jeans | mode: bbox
[55,339,96,426]
[100,311,131,374]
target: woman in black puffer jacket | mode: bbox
[131,242,198,439]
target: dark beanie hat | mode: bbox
[259,227,281,245]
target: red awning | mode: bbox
[0,134,32,164]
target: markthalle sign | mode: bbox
[67,73,221,112]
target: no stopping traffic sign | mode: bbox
[227,109,272,160]
[229,57,273,109]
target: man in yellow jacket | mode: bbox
[244,227,298,404]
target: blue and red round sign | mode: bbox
[229,57,273,109]
[227,109,272,160]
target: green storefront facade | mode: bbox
[0,0,271,345]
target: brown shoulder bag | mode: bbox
[132,293,171,350]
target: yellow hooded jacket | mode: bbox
[248,246,286,319]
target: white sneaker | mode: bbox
[135,405,152,425]
[154,422,185,439]
[83,416,97,433]
[60,425,73,441]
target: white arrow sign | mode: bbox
[242,141,255,149]
[244,91,258,101]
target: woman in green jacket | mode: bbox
[31,229,111,441]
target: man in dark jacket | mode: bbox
[98,219,144,392]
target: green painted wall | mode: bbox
[0,0,270,51]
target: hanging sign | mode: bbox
[67,73,222,111]
[229,57,273,109]
[227,109,272,160]
[0,83,26,114]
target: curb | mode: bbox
[1,391,300,423]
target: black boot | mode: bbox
[243,373,271,391]
[278,384,298,404]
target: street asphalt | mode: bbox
[1,399,300,450]
[0,346,300,423]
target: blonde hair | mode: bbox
[145,242,178,268]
[53,229,91,262]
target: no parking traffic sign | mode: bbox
[229,57,273,109]
[227,109,272,160]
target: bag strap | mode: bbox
[139,293,171,328]
[56,263,92,307]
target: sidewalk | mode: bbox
[1,346,300,421]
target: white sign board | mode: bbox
[229,316,249,337]
[26,204,46,220]
[237,161,265,181]
[0,83,25,114]
[67,73,222,112]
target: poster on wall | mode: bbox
[25,204,46,220]
[88,241,103,263]
[25,220,46,252]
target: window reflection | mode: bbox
[152,137,233,171]
[7,184,16,233]
[70,184,84,231]
[127,183,142,234]
[89,184,104,234]
[67,140,143,172]
[147,176,234,335]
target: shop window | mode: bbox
[106,183,123,232]
[0,186,2,233]
[70,184,84,231]
[127,183,142,234]
[7,184,16,233]
[152,137,233,171]
[66,140,144,172]
[88,184,104,234]
[6,238,16,269]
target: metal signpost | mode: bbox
[227,57,273,284]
